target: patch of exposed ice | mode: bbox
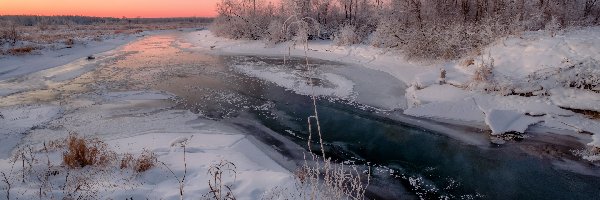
[100,90,175,102]
[233,64,355,99]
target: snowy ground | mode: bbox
[0,34,140,81]
[0,90,292,199]
[1,25,599,199]
[0,32,297,199]
[185,27,600,161]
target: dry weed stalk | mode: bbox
[206,160,237,200]
[280,16,372,200]
[1,172,10,200]
[160,139,189,200]
[469,51,496,92]
[4,21,20,45]
[472,55,494,83]
[61,167,107,199]
[13,146,36,183]
[0,134,158,199]
[38,142,56,199]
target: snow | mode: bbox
[0,31,297,199]
[0,90,293,199]
[407,84,471,105]
[404,98,485,123]
[0,104,62,159]
[189,32,411,110]
[0,34,141,81]
[184,30,430,85]
[233,64,355,99]
[1,24,599,198]
[184,27,600,155]
[550,88,600,112]
[592,134,600,148]
[484,109,542,135]
[0,38,142,98]
[106,132,291,200]
[487,28,600,79]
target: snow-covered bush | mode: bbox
[468,56,600,97]
[293,22,309,44]
[472,57,494,83]
[399,23,466,60]
[265,19,287,44]
[1,21,20,46]
[370,16,517,60]
[211,15,265,40]
[528,58,600,92]
[546,17,563,37]
[334,24,361,45]
[466,54,506,94]
[211,0,271,40]
[370,19,404,48]
[210,0,598,60]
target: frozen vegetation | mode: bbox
[197,0,600,162]
[0,91,294,199]
[1,0,600,199]
[0,29,370,199]
[190,25,600,161]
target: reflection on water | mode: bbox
[114,34,600,200]
[4,33,599,199]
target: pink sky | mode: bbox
[0,0,220,18]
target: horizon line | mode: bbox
[0,14,215,19]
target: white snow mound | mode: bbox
[484,109,543,135]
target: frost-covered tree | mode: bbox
[211,0,599,60]
[211,0,274,39]
[334,24,360,45]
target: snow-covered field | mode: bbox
[185,27,600,161]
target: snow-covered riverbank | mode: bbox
[0,90,292,199]
[1,26,599,199]
[185,27,600,161]
[0,33,297,199]
[0,35,139,81]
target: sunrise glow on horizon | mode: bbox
[0,0,220,18]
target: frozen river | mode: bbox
[2,32,599,199]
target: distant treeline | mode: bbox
[0,15,213,26]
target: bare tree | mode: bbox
[584,0,599,18]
